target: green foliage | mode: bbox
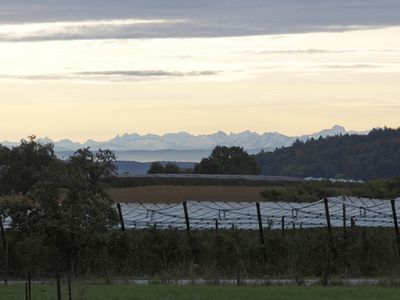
[0,138,118,272]
[1,227,399,279]
[0,136,59,195]
[194,146,261,175]
[164,162,181,174]
[261,179,400,202]
[68,148,117,185]
[255,127,400,180]
[261,183,330,202]
[148,162,165,174]
[148,162,182,174]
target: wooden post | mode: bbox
[0,217,8,285]
[256,202,267,262]
[183,201,197,263]
[27,272,32,300]
[116,203,126,232]
[281,216,285,237]
[324,197,336,259]
[234,242,241,286]
[25,282,29,300]
[342,203,348,273]
[390,199,400,259]
[215,219,219,234]
[68,272,72,300]
[322,236,329,286]
[350,216,356,228]
[56,271,62,300]
[342,204,347,240]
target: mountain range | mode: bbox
[1,125,368,154]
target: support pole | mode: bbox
[322,237,329,286]
[0,217,8,285]
[390,199,400,259]
[256,202,267,262]
[25,283,29,300]
[68,272,72,300]
[324,197,336,259]
[183,201,197,263]
[56,271,62,300]
[342,204,347,240]
[27,272,32,300]
[350,217,356,228]
[342,203,348,273]
[281,216,285,237]
[233,242,241,286]
[215,219,219,234]
[116,203,126,232]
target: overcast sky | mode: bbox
[1,1,400,141]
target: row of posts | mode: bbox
[23,272,68,300]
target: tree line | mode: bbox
[148,127,400,180]
[148,146,261,175]
[255,127,400,180]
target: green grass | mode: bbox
[2,284,400,300]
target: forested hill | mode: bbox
[254,128,400,180]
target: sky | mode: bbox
[1,0,400,142]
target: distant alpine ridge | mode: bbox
[1,125,368,152]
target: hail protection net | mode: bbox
[116,196,399,230]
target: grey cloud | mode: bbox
[0,70,219,81]
[319,64,384,69]
[76,70,218,77]
[251,49,355,55]
[0,0,399,41]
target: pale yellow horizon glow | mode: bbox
[1,27,400,142]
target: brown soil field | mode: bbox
[0,186,266,204]
[107,185,265,203]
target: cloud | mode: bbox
[0,19,186,42]
[76,70,217,77]
[1,26,399,84]
[249,49,354,55]
[320,64,382,69]
[0,0,400,40]
[0,70,219,82]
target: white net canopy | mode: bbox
[117,196,399,230]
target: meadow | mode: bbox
[2,284,400,300]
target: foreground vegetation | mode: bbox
[1,227,400,280]
[2,284,400,300]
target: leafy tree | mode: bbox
[148,162,165,174]
[0,138,118,273]
[194,146,261,175]
[68,148,116,186]
[164,162,181,174]
[148,162,181,174]
[0,136,60,195]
